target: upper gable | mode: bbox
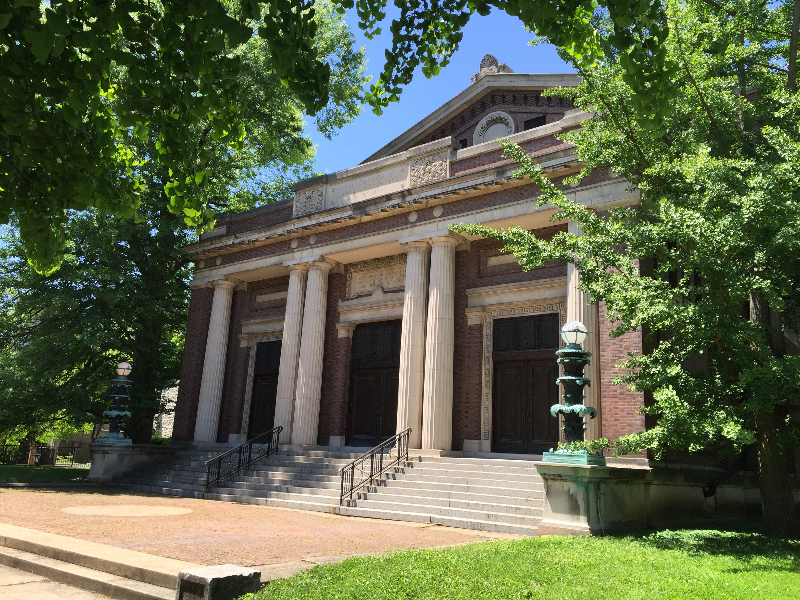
[363,59,580,163]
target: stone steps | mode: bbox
[336,507,539,536]
[0,523,196,600]
[112,449,545,536]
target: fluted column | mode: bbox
[567,220,602,440]
[421,235,459,450]
[291,260,333,446]
[396,241,431,448]
[273,264,308,441]
[194,279,237,442]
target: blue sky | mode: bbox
[305,8,574,174]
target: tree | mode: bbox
[0,1,367,443]
[0,0,336,273]
[453,0,800,537]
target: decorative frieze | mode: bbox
[410,150,449,187]
[346,254,407,299]
[294,187,324,217]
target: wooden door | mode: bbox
[247,340,281,439]
[347,320,401,446]
[248,373,279,438]
[491,314,560,454]
[492,361,529,453]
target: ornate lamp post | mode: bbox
[95,361,133,445]
[543,321,604,465]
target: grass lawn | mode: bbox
[251,529,800,600]
[0,465,89,484]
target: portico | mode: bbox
[173,57,646,455]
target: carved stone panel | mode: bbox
[410,150,449,187]
[346,254,407,299]
[294,187,324,217]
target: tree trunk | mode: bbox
[751,292,800,537]
[755,409,800,538]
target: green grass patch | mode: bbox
[250,529,800,600]
[0,465,89,484]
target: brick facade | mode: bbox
[216,289,250,443]
[172,287,214,441]
[316,271,350,445]
[176,78,644,452]
[597,301,646,446]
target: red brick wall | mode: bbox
[452,248,481,449]
[225,205,294,235]
[216,289,251,443]
[172,287,214,441]
[417,90,573,147]
[316,271,350,445]
[450,139,572,177]
[598,301,646,446]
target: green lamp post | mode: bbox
[542,321,605,465]
[95,361,133,445]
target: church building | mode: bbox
[171,56,645,455]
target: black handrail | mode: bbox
[339,428,411,505]
[205,426,282,491]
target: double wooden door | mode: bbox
[347,320,401,447]
[492,313,560,454]
[492,360,560,454]
[248,341,281,439]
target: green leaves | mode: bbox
[452,1,800,462]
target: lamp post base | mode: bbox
[542,451,606,466]
[93,433,132,445]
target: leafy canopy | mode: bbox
[455,0,800,460]
[0,1,367,442]
[2,0,680,274]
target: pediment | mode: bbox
[363,70,580,163]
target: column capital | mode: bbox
[288,263,309,273]
[404,240,431,252]
[308,260,335,272]
[212,278,238,289]
[336,323,356,338]
[429,233,462,247]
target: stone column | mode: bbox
[396,241,431,448]
[194,279,237,442]
[273,264,308,442]
[421,235,459,450]
[567,221,602,440]
[291,261,333,446]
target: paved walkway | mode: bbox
[0,564,105,600]
[0,488,517,569]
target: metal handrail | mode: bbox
[339,428,411,505]
[205,426,282,491]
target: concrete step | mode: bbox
[0,547,173,600]
[336,507,539,536]
[408,461,544,477]
[0,523,198,600]
[352,492,543,516]
[204,493,337,514]
[345,498,541,526]
[385,471,544,488]
[360,483,542,505]
[215,481,340,495]
[115,477,205,491]
[111,483,204,499]
[382,478,542,497]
